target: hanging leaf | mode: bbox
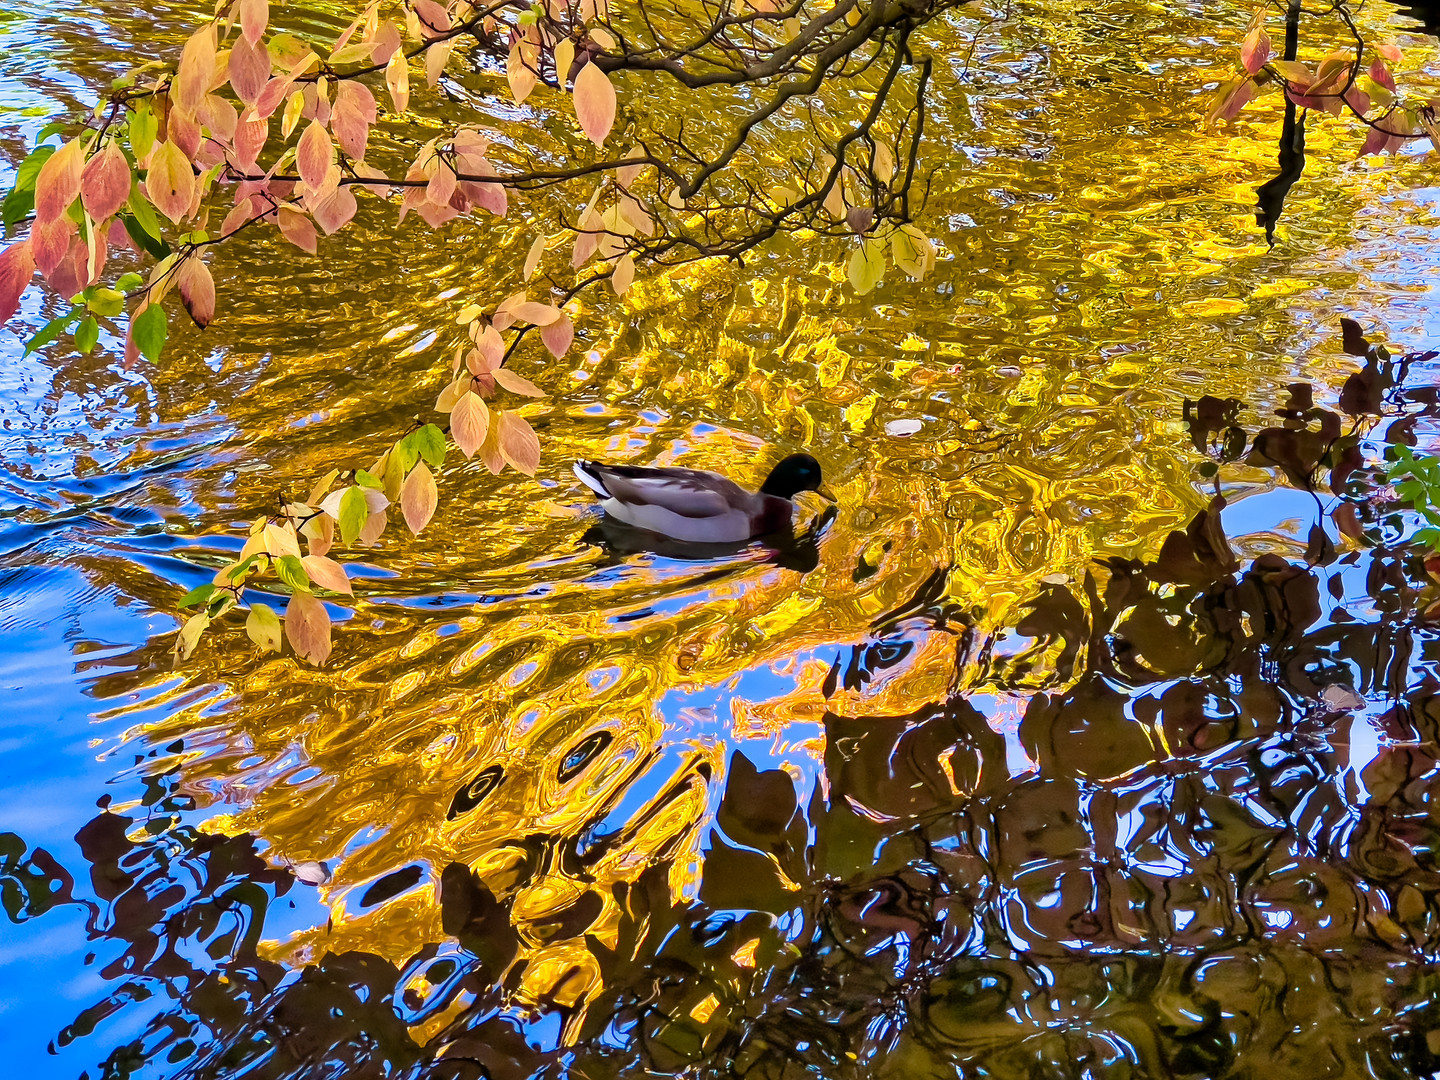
[176,257,216,328]
[301,554,353,595]
[451,391,490,458]
[297,120,335,191]
[401,460,438,533]
[540,314,574,359]
[146,140,196,223]
[611,252,635,295]
[1240,25,1271,75]
[174,26,218,115]
[246,603,282,653]
[511,301,561,325]
[847,238,885,295]
[331,81,376,160]
[386,49,410,113]
[277,206,319,253]
[34,137,84,226]
[74,314,99,354]
[311,185,358,234]
[328,485,365,543]
[284,591,332,665]
[573,62,616,147]
[239,0,269,45]
[493,368,545,397]
[523,234,546,279]
[555,37,576,86]
[264,521,304,559]
[0,240,36,324]
[406,423,447,468]
[507,38,538,104]
[80,144,132,224]
[497,410,541,475]
[174,611,209,661]
[132,302,167,362]
[413,0,451,37]
[229,34,271,106]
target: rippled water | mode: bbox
[8,0,1440,1075]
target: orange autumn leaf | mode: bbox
[573,61,616,147]
[80,143,131,223]
[277,206,319,253]
[229,33,271,106]
[146,140,196,223]
[34,137,85,226]
[301,554,353,595]
[451,391,489,457]
[174,26,218,115]
[540,314,574,359]
[497,410,541,474]
[401,460,438,534]
[0,240,35,324]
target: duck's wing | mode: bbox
[575,462,741,519]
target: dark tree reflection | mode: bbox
[10,331,1440,1078]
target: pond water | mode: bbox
[7,0,1440,1076]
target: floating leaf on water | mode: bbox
[291,860,331,885]
[884,418,922,437]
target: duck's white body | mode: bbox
[573,460,795,543]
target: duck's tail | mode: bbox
[573,460,611,499]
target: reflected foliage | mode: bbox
[13,332,1440,1078]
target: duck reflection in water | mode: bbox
[581,502,836,573]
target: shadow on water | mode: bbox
[10,325,1440,1077]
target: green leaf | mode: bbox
[2,187,33,228]
[33,121,68,147]
[407,423,447,469]
[86,288,125,318]
[115,272,144,293]
[121,213,169,261]
[133,303,167,362]
[392,436,420,475]
[275,554,311,592]
[126,183,162,240]
[178,583,217,608]
[129,103,157,162]
[338,485,368,545]
[74,315,99,354]
[354,469,383,490]
[24,307,82,355]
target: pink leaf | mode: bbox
[239,0,269,46]
[108,217,138,253]
[511,301,561,325]
[1240,26,1271,76]
[284,591,332,666]
[571,210,601,267]
[167,107,202,160]
[416,199,460,229]
[80,143,131,224]
[1378,42,1403,63]
[229,34,271,106]
[31,214,76,278]
[0,240,35,324]
[426,161,456,206]
[297,120,335,192]
[174,26,218,115]
[497,411,540,475]
[34,138,84,226]
[1369,58,1396,92]
[450,391,489,458]
[255,77,290,120]
[234,112,268,173]
[277,206,319,253]
[573,62,616,147]
[372,20,402,64]
[493,368,545,397]
[400,460,438,534]
[311,185,357,234]
[146,140,196,223]
[221,196,258,237]
[540,314,573,359]
[200,94,238,142]
[176,257,215,328]
[331,81,376,160]
[413,0,451,38]
[300,554,352,595]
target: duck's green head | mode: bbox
[760,453,834,502]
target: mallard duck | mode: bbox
[573,453,835,543]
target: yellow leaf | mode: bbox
[523,234,546,279]
[174,611,209,661]
[245,603,282,653]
